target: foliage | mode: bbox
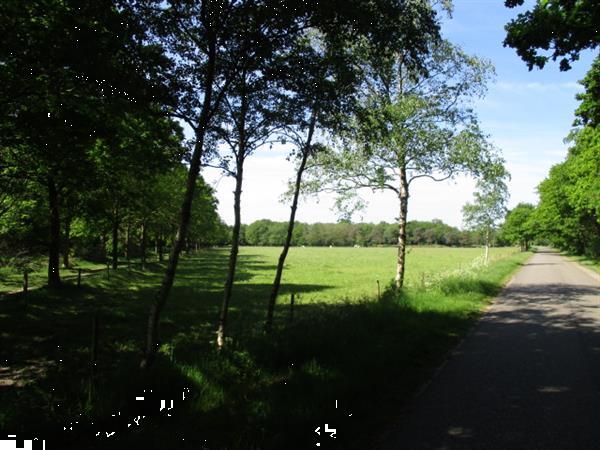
[306,40,499,212]
[536,126,600,257]
[504,0,600,71]
[499,203,537,251]
[504,0,600,258]
[575,55,600,127]
[243,219,483,247]
[462,177,509,264]
[463,179,509,233]
[303,38,502,287]
[0,0,174,284]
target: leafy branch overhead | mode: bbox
[504,0,600,71]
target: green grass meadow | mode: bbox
[0,246,528,449]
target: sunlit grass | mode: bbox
[0,246,529,450]
[0,257,106,293]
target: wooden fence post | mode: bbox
[289,293,295,323]
[377,280,381,301]
[77,268,82,288]
[23,272,28,293]
[88,314,98,403]
[90,315,98,372]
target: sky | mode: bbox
[202,0,597,229]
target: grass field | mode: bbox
[0,245,517,297]
[0,246,528,449]
[234,246,518,300]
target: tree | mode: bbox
[139,0,252,364]
[305,40,501,288]
[0,0,171,287]
[264,0,448,329]
[209,35,286,348]
[500,203,537,251]
[263,33,360,332]
[536,127,600,257]
[575,56,600,127]
[504,0,600,71]
[462,177,509,265]
[91,114,182,269]
[140,0,444,362]
[503,1,600,258]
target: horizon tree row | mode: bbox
[240,218,491,248]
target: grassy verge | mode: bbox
[0,249,530,449]
[565,254,600,276]
[0,257,106,293]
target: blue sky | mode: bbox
[203,0,596,228]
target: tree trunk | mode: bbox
[125,221,131,261]
[158,233,164,262]
[141,36,218,368]
[47,177,61,288]
[265,110,317,333]
[216,79,249,349]
[217,163,244,348]
[141,221,147,270]
[112,207,119,270]
[101,232,108,261]
[395,167,409,289]
[63,211,71,269]
[484,228,490,265]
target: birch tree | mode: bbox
[140,0,252,366]
[305,41,502,288]
[462,177,509,265]
[263,35,357,332]
[209,65,283,348]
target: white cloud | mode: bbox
[493,81,582,93]
[203,136,570,229]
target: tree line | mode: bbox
[241,219,486,247]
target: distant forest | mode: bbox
[240,219,492,247]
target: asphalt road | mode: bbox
[379,249,600,450]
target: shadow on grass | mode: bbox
[1,298,478,450]
[438,276,502,297]
[0,251,530,450]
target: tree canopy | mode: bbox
[536,127,600,257]
[500,203,537,251]
[504,0,600,71]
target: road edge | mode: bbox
[565,255,600,283]
[373,251,533,449]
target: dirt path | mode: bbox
[379,249,600,449]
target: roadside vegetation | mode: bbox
[0,247,528,450]
[565,254,600,276]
